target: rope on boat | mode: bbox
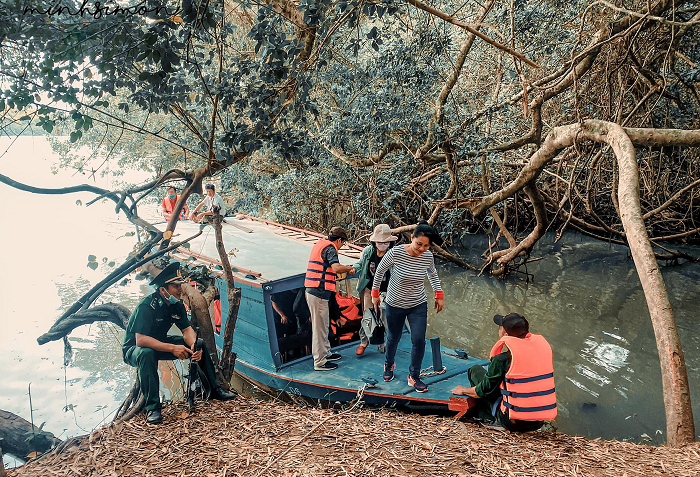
[349,383,369,410]
[419,365,447,378]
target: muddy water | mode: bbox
[430,234,700,444]
[1,137,698,462]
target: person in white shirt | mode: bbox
[190,184,226,223]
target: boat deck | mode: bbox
[166,215,362,283]
[237,329,489,408]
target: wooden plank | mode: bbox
[174,247,262,277]
[232,334,273,364]
[230,317,270,343]
[236,214,364,252]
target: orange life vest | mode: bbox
[489,333,557,421]
[162,196,188,219]
[213,298,221,334]
[304,240,338,291]
[331,292,361,341]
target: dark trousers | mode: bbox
[468,365,544,432]
[384,302,428,378]
[124,336,218,412]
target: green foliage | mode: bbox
[1,0,699,242]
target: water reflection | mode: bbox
[429,232,700,444]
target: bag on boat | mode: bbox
[366,307,385,345]
[335,292,360,322]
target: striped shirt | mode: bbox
[371,245,443,309]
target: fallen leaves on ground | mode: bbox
[8,398,700,476]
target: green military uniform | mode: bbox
[122,265,218,413]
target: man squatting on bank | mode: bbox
[452,313,557,431]
[122,263,237,424]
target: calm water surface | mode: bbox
[431,234,700,444]
[0,137,698,464]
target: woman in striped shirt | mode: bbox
[371,221,445,393]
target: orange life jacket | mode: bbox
[162,196,188,219]
[331,292,361,341]
[304,240,338,291]
[213,298,221,334]
[489,333,557,421]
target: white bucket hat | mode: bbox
[369,224,398,242]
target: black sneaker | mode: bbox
[326,353,342,361]
[383,363,395,382]
[315,362,338,371]
[408,375,428,393]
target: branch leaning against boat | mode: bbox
[0,170,239,427]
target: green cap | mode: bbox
[150,262,186,288]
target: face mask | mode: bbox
[163,288,181,304]
[376,242,390,252]
[168,194,176,199]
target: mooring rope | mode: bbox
[419,365,447,378]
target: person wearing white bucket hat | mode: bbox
[352,224,398,355]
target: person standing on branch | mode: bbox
[122,263,236,424]
[190,184,225,223]
[353,223,397,355]
[304,227,356,371]
[372,221,444,393]
[451,313,557,432]
[162,186,189,221]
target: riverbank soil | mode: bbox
[9,399,700,476]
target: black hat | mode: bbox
[150,262,186,288]
[493,313,529,337]
[329,226,348,241]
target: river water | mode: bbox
[0,137,698,464]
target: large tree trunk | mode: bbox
[592,122,695,446]
[466,119,695,445]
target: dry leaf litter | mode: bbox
[9,398,700,477]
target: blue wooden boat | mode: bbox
[166,215,489,415]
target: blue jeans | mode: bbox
[385,302,428,378]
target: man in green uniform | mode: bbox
[122,263,236,424]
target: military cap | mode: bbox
[150,262,186,288]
